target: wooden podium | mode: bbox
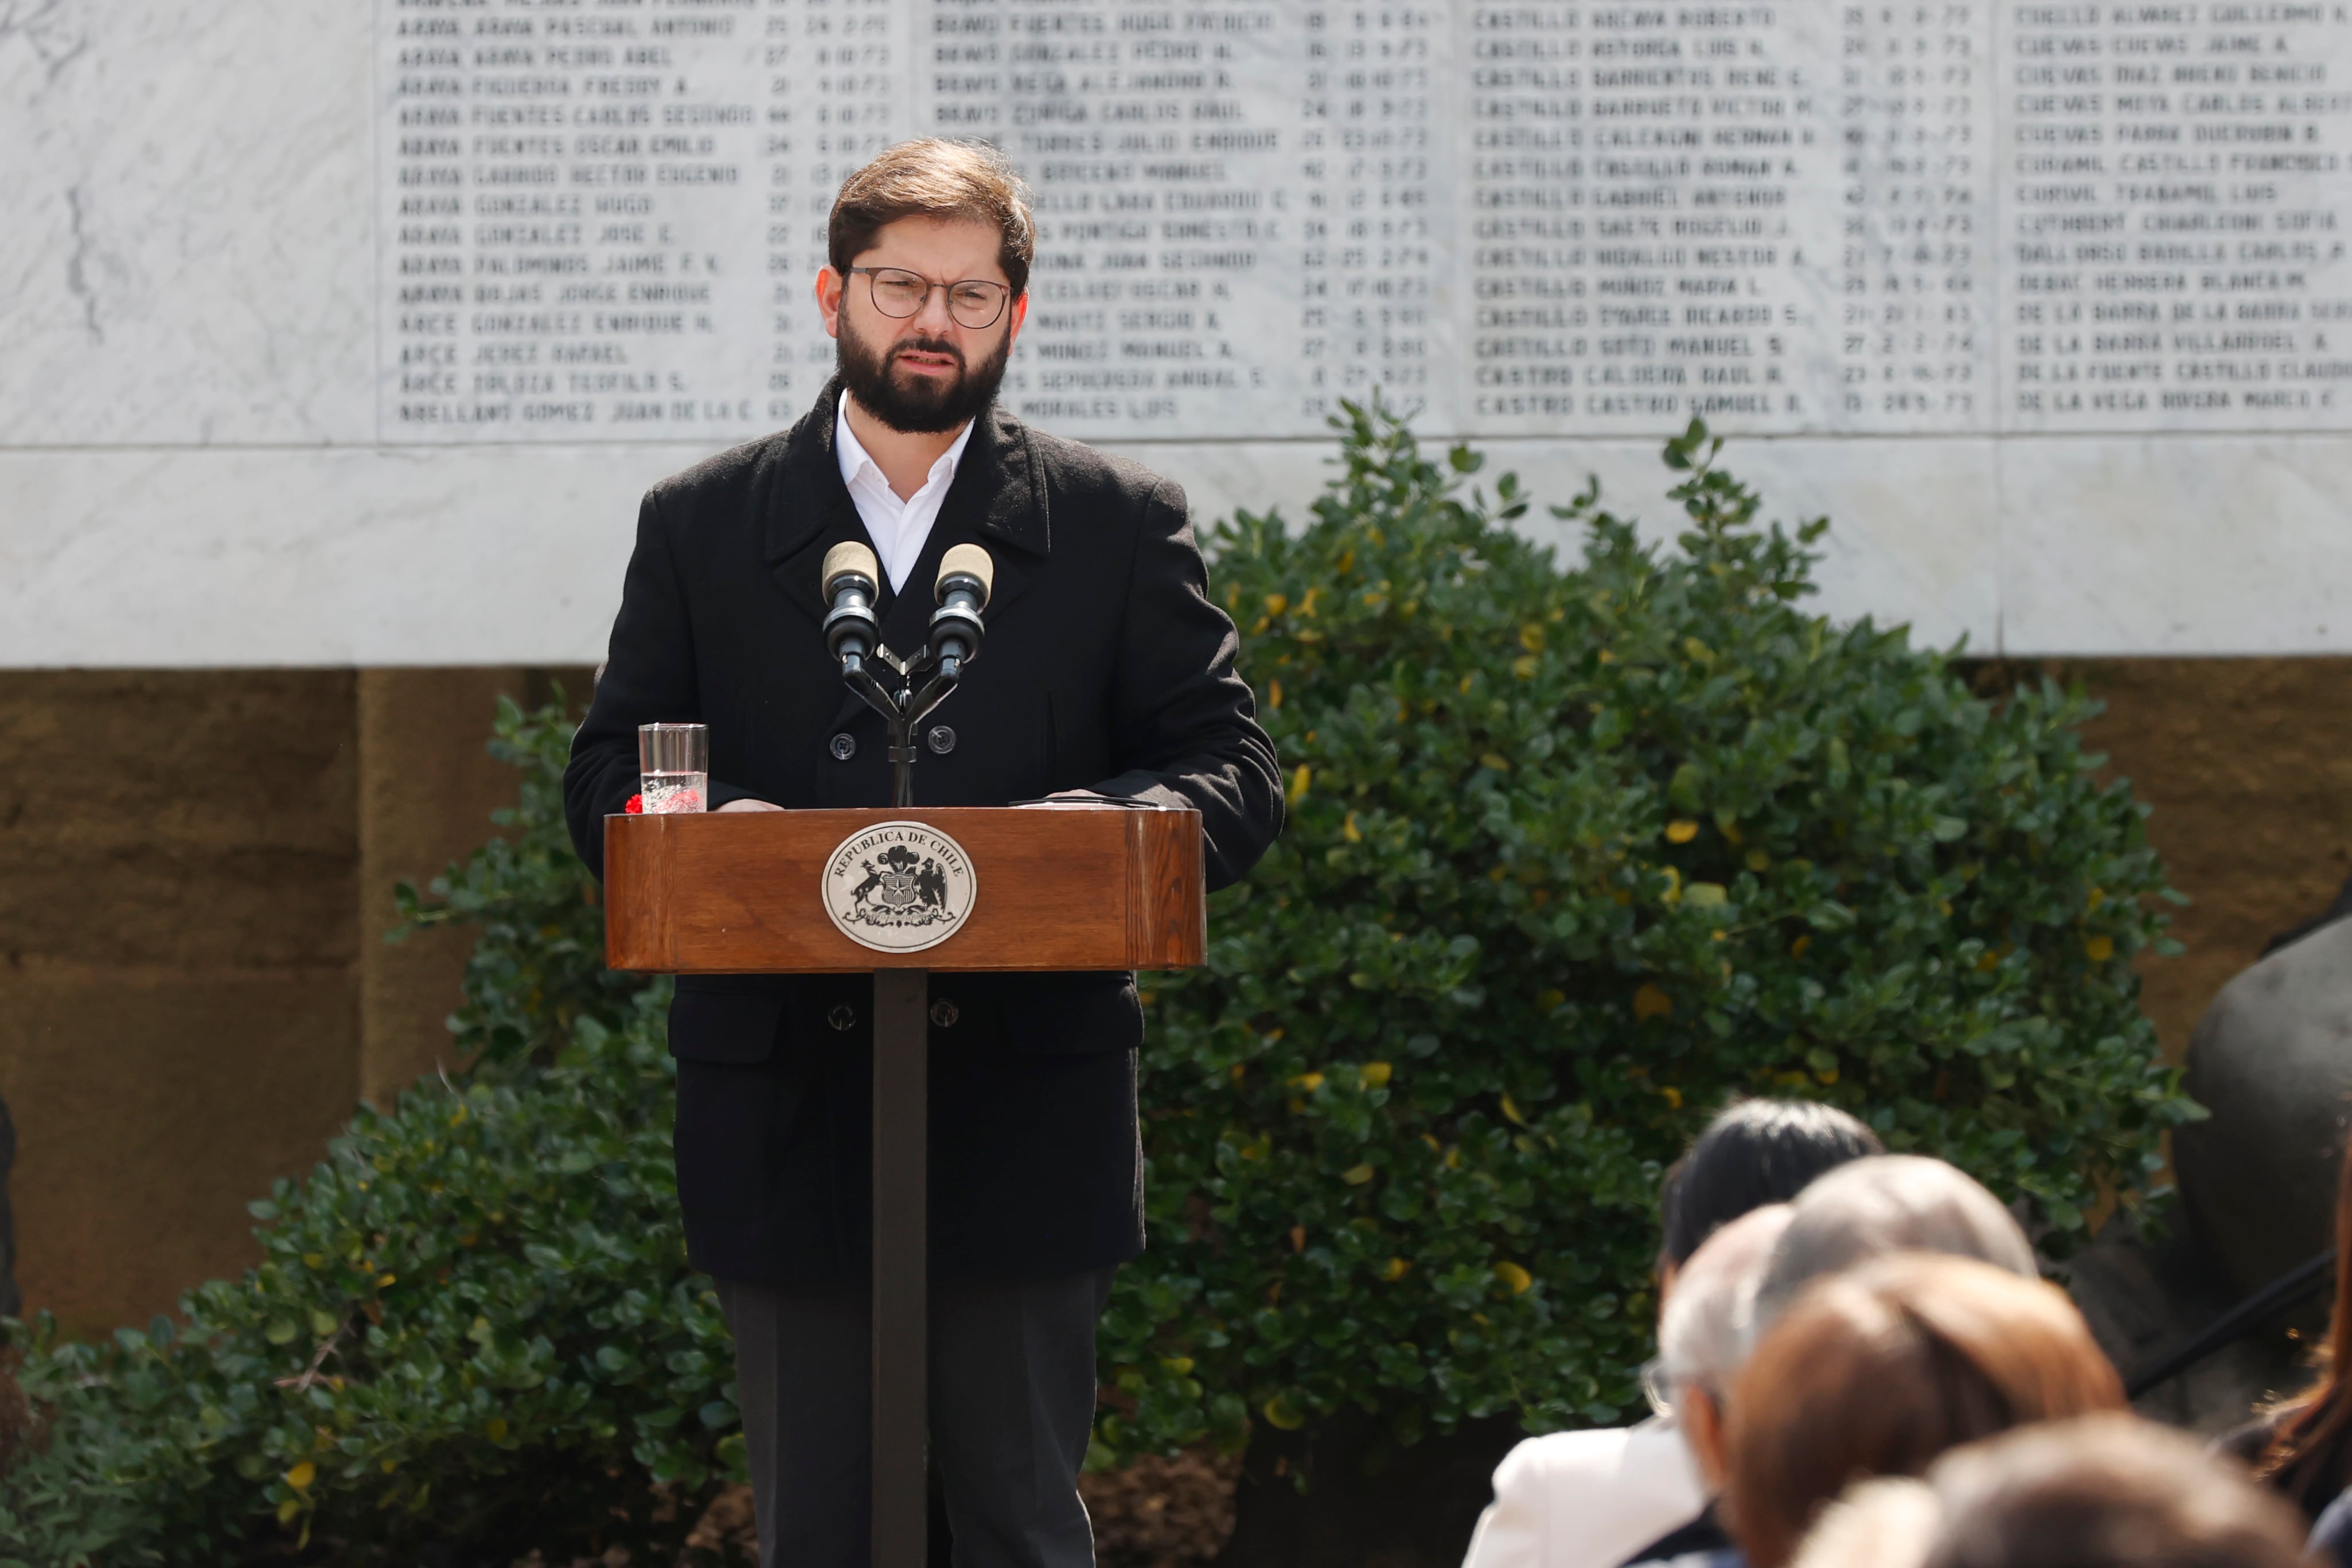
[605,803,1206,1566]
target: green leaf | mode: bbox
[1667,762,1704,812]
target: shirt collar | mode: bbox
[836,392,974,499]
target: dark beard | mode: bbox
[836,312,1011,434]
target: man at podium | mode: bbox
[563,139,1282,1566]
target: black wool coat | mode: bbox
[564,381,1283,1286]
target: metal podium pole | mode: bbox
[871,968,929,1567]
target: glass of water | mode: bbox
[638,722,709,814]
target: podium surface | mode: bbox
[605,803,1204,973]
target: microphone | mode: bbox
[929,543,993,672]
[821,540,881,664]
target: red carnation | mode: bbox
[625,794,644,814]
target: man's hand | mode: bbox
[716,798,785,813]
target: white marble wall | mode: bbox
[3,1,2350,665]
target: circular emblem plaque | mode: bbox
[821,820,978,954]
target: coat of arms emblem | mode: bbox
[821,821,977,953]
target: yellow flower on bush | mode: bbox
[1633,984,1673,1022]
[1493,1261,1533,1294]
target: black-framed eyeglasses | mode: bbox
[845,266,1013,330]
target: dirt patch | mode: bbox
[1084,1451,1243,1566]
[632,1453,1241,1567]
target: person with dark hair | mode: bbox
[1723,1254,2127,1568]
[1616,1154,2039,1568]
[2252,1136,2352,1520]
[564,137,1282,1567]
[1658,1100,1885,1287]
[1461,1099,1881,1568]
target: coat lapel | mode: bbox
[763,380,875,633]
[902,400,1045,629]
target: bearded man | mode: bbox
[562,140,1282,1567]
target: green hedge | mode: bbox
[0,409,2194,1562]
[1093,405,2193,1459]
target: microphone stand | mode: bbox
[835,645,965,808]
[821,545,989,1568]
[824,543,987,808]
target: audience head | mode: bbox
[1654,1203,1793,1489]
[1724,1253,2125,1568]
[1921,1415,2309,1568]
[1746,1154,2035,1349]
[1659,1098,1885,1277]
[1789,1479,1943,1568]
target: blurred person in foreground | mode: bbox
[1791,1415,2308,1568]
[1621,1152,2038,1568]
[1724,1253,2126,1568]
[1460,1099,1881,1568]
[2249,1136,2352,1522]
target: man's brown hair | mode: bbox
[1724,1253,2127,1568]
[828,139,1036,298]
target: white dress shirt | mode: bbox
[1459,1418,1704,1568]
[835,392,976,593]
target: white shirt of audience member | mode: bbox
[1460,1415,1704,1568]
